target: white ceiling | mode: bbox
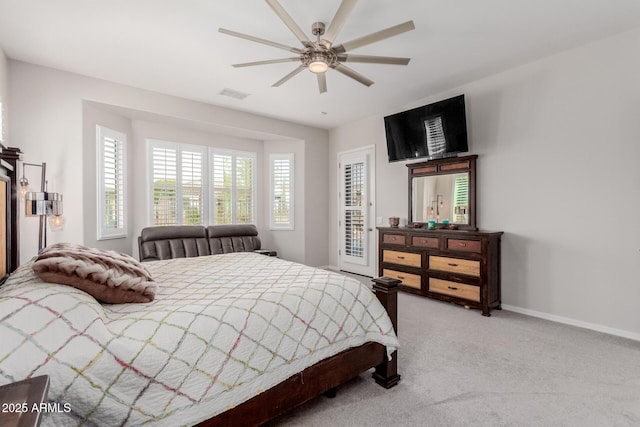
[1,0,640,129]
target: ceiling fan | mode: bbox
[219,0,415,93]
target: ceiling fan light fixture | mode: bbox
[220,1,415,93]
[309,59,329,73]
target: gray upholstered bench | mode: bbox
[138,224,276,262]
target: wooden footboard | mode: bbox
[197,277,401,426]
[371,276,401,389]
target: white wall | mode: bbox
[8,61,330,265]
[0,48,7,143]
[263,140,306,264]
[303,131,329,267]
[330,27,640,338]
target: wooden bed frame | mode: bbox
[198,276,401,426]
[0,145,400,426]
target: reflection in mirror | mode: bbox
[412,173,469,224]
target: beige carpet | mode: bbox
[269,283,640,426]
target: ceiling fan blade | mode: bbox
[333,20,415,53]
[317,73,327,93]
[336,54,411,65]
[273,65,306,87]
[219,28,303,54]
[323,0,358,44]
[332,63,374,87]
[233,58,301,68]
[265,0,314,48]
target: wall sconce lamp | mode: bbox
[20,161,64,253]
[429,194,444,221]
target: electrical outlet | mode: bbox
[376,216,383,225]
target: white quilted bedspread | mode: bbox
[0,252,398,426]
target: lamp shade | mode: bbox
[25,192,63,216]
[309,60,329,74]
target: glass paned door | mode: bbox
[343,161,366,263]
[339,147,374,275]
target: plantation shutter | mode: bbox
[147,142,254,227]
[212,152,233,224]
[97,126,126,239]
[181,150,204,225]
[151,145,178,225]
[342,156,368,265]
[270,154,294,229]
[235,154,254,224]
[211,150,255,225]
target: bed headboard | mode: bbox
[206,224,261,255]
[138,224,263,262]
[138,226,210,262]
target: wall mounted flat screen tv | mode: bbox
[384,94,468,162]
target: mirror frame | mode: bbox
[407,154,477,230]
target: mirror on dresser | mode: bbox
[407,154,477,230]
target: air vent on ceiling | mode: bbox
[219,88,250,100]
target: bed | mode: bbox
[0,248,400,425]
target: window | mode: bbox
[148,140,206,226]
[147,141,254,226]
[181,149,205,225]
[0,98,4,143]
[343,160,366,260]
[97,126,127,240]
[269,153,294,230]
[211,149,256,225]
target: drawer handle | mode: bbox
[447,286,458,290]
[447,263,459,267]
[397,276,405,280]
[397,256,405,260]
[458,242,467,247]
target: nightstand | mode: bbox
[0,375,49,427]
[254,249,278,257]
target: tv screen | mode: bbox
[384,94,468,162]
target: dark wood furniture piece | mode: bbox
[0,375,50,427]
[378,227,501,316]
[0,145,21,281]
[380,154,503,316]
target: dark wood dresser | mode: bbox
[378,227,503,316]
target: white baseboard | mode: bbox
[502,304,640,342]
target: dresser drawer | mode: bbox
[446,238,482,253]
[429,256,480,277]
[383,269,421,289]
[412,236,439,248]
[383,250,421,268]
[383,233,406,245]
[429,278,480,302]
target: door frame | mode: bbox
[337,145,376,277]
